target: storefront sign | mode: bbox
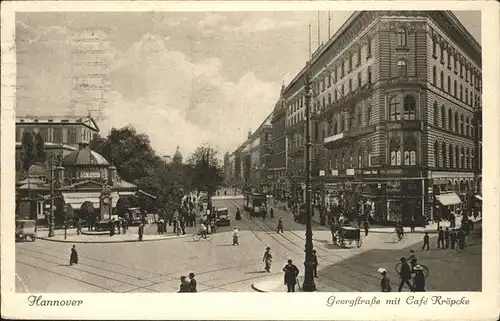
[80,171,101,179]
[386,181,401,193]
[319,170,325,176]
[370,156,380,166]
[346,169,355,176]
[331,169,338,176]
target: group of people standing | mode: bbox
[178,273,198,293]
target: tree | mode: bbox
[21,131,35,171]
[187,144,224,193]
[34,132,46,164]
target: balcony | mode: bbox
[381,76,426,86]
[323,131,349,149]
[386,120,423,131]
[322,83,374,118]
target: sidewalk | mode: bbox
[35,226,192,244]
[269,200,481,234]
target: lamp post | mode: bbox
[48,154,55,237]
[302,61,316,292]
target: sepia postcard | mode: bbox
[1,1,499,320]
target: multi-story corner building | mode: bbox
[258,114,273,193]
[281,11,481,225]
[15,115,100,171]
[269,86,288,199]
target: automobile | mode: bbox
[15,219,36,242]
[215,208,230,226]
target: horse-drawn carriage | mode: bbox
[331,225,362,248]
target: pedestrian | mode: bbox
[444,227,450,248]
[282,259,300,292]
[397,257,413,292]
[109,219,115,237]
[450,229,457,249]
[363,220,369,236]
[138,223,144,241]
[312,249,318,278]
[69,245,78,266]
[410,218,416,233]
[179,216,186,235]
[76,218,82,236]
[263,247,272,272]
[437,227,444,248]
[117,220,121,234]
[412,265,426,292]
[232,227,240,245]
[450,211,456,228]
[224,190,227,196]
[173,217,178,235]
[378,268,391,292]
[122,219,128,234]
[276,217,284,234]
[188,273,197,292]
[178,276,191,293]
[270,208,274,219]
[157,220,162,235]
[422,232,430,251]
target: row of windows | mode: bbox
[327,148,374,170]
[433,141,474,169]
[16,127,78,144]
[432,66,481,108]
[431,36,482,92]
[388,137,418,166]
[432,102,474,138]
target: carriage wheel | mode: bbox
[205,233,213,241]
[356,237,362,248]
[193,233,201,241]
[392,233,400,243]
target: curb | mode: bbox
[251,283,266,292]
[37,233,192,244]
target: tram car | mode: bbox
[243,192,267,218]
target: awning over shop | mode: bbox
[475,194,482,201]
[435,193,462,206]
[62,192,100,209]
[118,191,136,196]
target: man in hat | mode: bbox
[282,259,300,292]
[444,227,450,248]
[312,250,319,278]
[232,227,240,246]
[397,257,413,292]
[437,227,445,248]
[412,265,426,292]
[188,273,197,292]
[450,228,457,249]
[138,223,144,241]
[378,268,391,292]
[263,247,273,272]
[178,276,191,293]
[421,232,430,251]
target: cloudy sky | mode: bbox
[15,11,481,158]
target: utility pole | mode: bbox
[302,61,316,292]
[207,150,213,217]
[48,154,55,237]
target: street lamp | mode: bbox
[48,154,55,237]
[302,61,316,292]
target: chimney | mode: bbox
[107,165,117,186]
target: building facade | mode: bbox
[269,85,288,199]
[281,11,481,225]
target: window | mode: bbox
[454,54,458,72]
[53,128,63,144]
[441,105,445,127]
[339,114,344,132]
[403,95,416,120]
[390,138,401,166]
[349,78,352,92]
[367,37,372,58]
[366,145,372,167]
[448,109,452,130]
[358,148,363,168]
[460,62,464,78]
[470,148,474,170]
[357,112,362,129]
[433,102,438,126]
[357,72,362,87]
[404,136,417,165]
[334,118,338,134]
[67,128,77,144]
[434,141,440,167]
[341,60,345,78]
[440,71,444,90]
[328,93,332,105]
[349,113,355,130]
[465,67,469,83]
[389,95,401,121]
[341,84,345,97]
[465,147,470,169]
[460,84,463,101]
[449,144,454,168]
[442,143,447,167]
[432,66,437,85]
[432,38,437,57]
[448,51,452,69]
[322,97,326,109]
[440,43,445,63]
[39,128,49,142]
[367,66,372,84]
[334,68,337,83]
[454,112,459,132]
[465,88,469,104]
[396,26,407,47]
[454,80,457,97]
[465,116,470,136]
[460,146,465,169]
[334,89,338,101]
[328,73,332,87]
[455,145,460,169]
[357,46,361,65]
[460,114,464,134]
[397,59,407,77]
[348,54,353,71]
[367,105,372,125]
[447,76,451,93]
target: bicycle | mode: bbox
[193,231,212,241]
[455,239,467,253]
[395,262,430,278]
[391,232,407,243]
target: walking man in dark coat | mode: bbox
[422,232,430,250]
[138,223,144,241]
[283,259,300,292]
[179,216,186,235]
[76,219,82,235]
[397,257,413,292]
[444,227,450,248]
[69,245,78,266]
[410,218,416,233]
[188,273,197,292]
[437,227,445,248]
[312,250,319,278]
[450,229,457,249]
[363,220,370,236]
[178,276,191,293]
